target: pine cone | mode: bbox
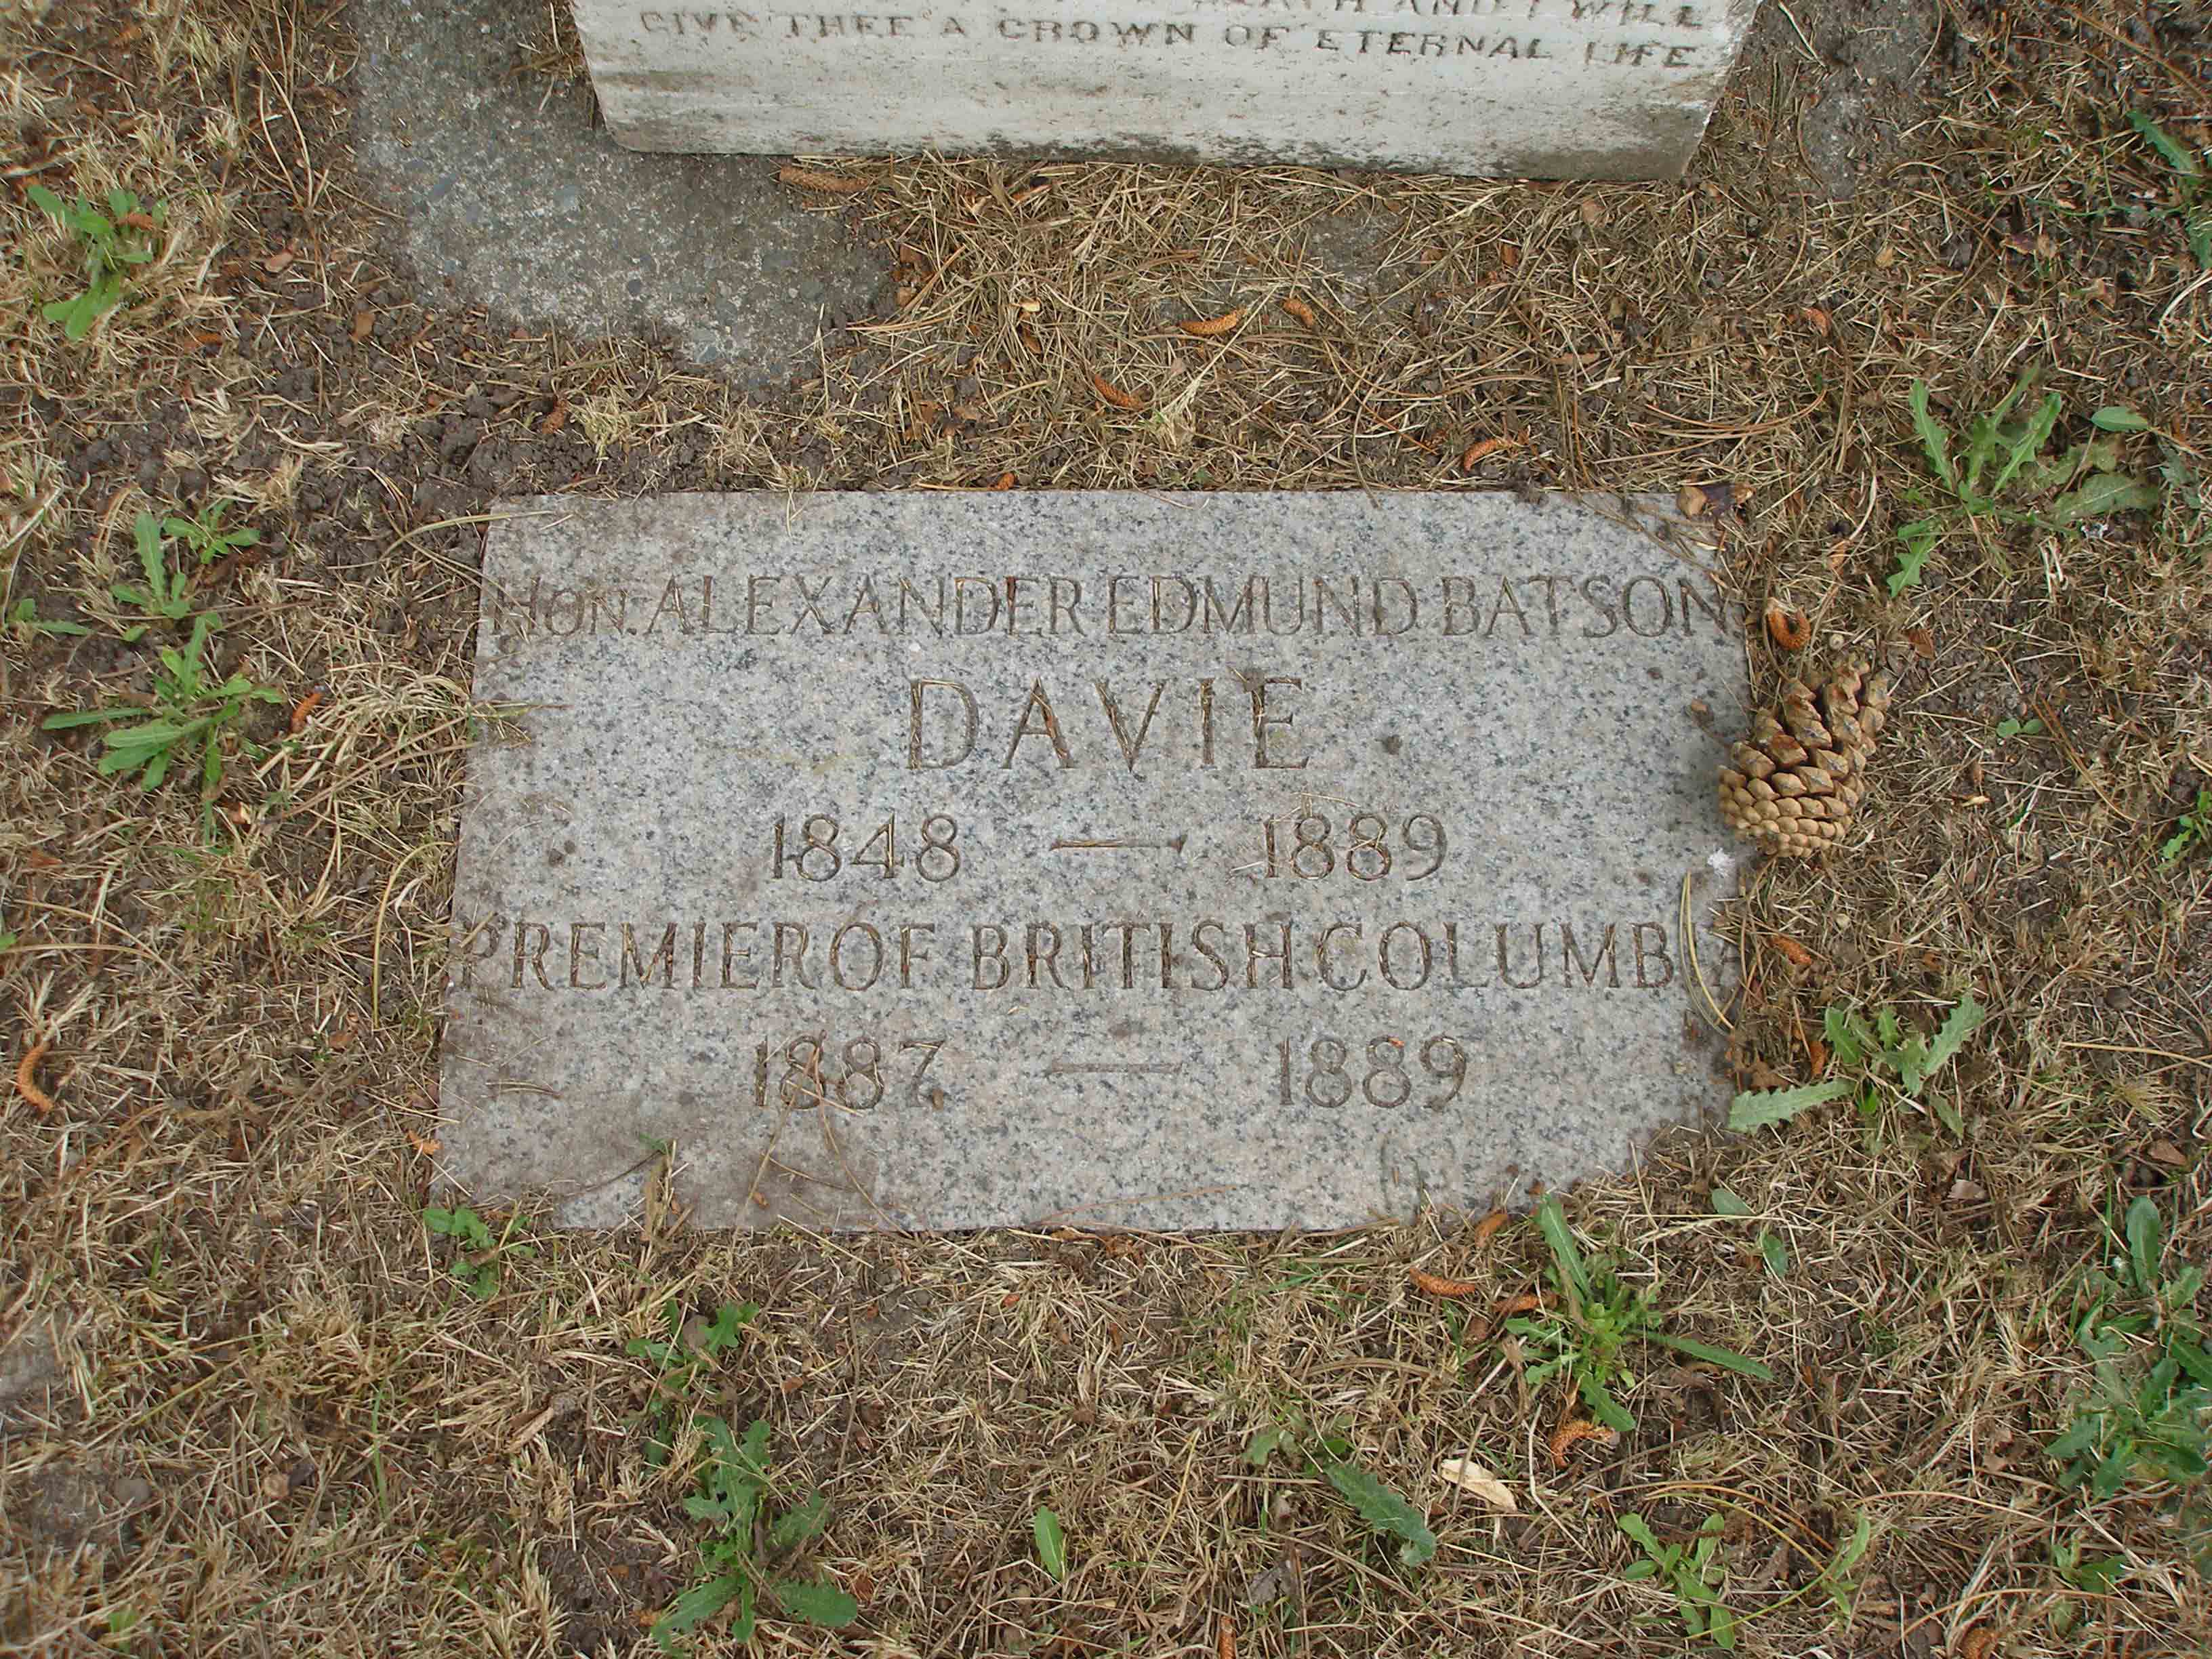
[1719,658,1891,857]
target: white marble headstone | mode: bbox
[571,0,1759,178]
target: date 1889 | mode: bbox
[1277,1034,1468,1108]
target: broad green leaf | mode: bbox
[2091,406,2152,433]
[767,1578,859,1627]
[1619,1513,1662,1555]
[2125,1197,2162,1296]
[1728,1078,1851,1133]
[2169,1336,2212,1388]
[1533,1195,1590,1303]
[1989,392,2062,496]
[1919,994,1986,1086]
[1907,381,1956,490]
[43,707,138,729]
[1708,1602,1738,1650]
[1758,1231,1790,1279]
[2051,472,2160,523]
[27,182,64,220]
[1823,1005,1868,1067]
[1888,526,1934,596]
[134,514,166,596]
[654,1568,747,1643]
[1830,1511,1873,1575]
[1643,1330,1775,1382]
[700,1300,756,1355]
[1580,1371,1636,1433]
[2130,110,2202,178]
[1320,1457,1437,1568]
[1031,1506,1067,1581]
[1710,1186,1753,1218]
[769,1490,828,1549]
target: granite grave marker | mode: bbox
[440,492,1746,1229]
[573,0,1761,178]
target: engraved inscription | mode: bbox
[623,0,1723,76]
[487,570,1736,645]
[445,492,1746,1230]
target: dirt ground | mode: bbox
[3,0,2210,1654]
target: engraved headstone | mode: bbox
[572,0,1760,178]
[441,492,1746,1229]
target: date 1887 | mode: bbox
[754,1035,949,1111]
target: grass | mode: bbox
[1,0,2209,1654]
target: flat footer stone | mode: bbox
[440,491,1748,1230]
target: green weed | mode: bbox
[1031,1507,1068,1581]
[159,499,259,567]
[39,510,282,827]
[628,1299,756,1464]
[2163,789,2210,865]
[26,184,165,340]
[7,598,88,639]
[2047,1534,2126,1640]
[654,1417,857,1651]
[1619,1512,1737,1649]
[1731,992,1985,1137]
[42,611,281,806]
[421,1205,535,1300]
[2049,1195,2211,1504]
[1509,1197,1771,1433]
[111,512,199,635]
[2129,111,2210,269]
[1891,378,2160,594]
[1243,1421,1437,1568]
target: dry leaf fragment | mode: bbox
[263,247,295,274]
[1089,371,1145,411]
[2146,1139,2186,1168]
[1799,305,1832,335]
[288,688,325,735]
[1460,432,1524,471]
[351,309,375,342]
[1874,244,1897,269]
[1677,480,1739,519]
[1410,1267,1485,1299]
[1471,1208,1509,1246]
[1905,626,1936,661]
[1436,1457,1518,1511]
[1764,600,1811,651]
[1770,934,1814,968]
[1499,242,1521,268]
[405,1128,443,1155]
[1494,1290,1548,1318]
[1958,1624,1999,1659]
[1181,306,1245,337]
[539,399,569,434]
[777,164,869,195]
[989,471,1016,491]
[1547,1418,1617,1466]
[1280,295,1317,327]
[14,1039,56,1115]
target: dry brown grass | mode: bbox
[3,0,2211,1654]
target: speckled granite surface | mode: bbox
[439,493,1748,1230]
